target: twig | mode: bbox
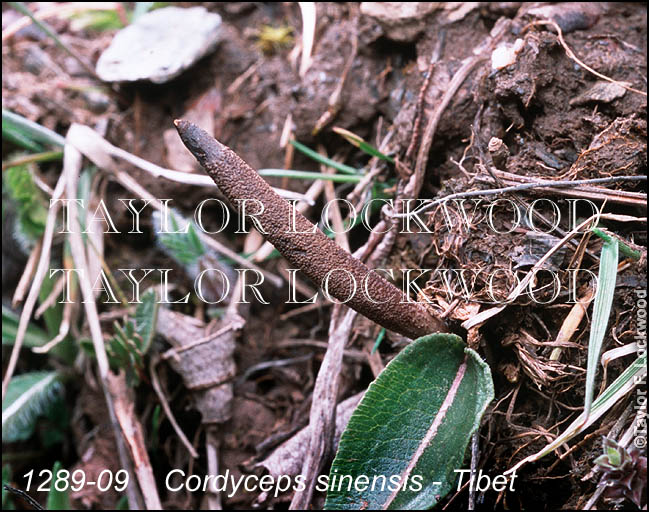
[468,432,480,510]
[290,308,357,509]
[149,358,199,458]
[62,136,144,510]
[298,2,316,77]
[462,213,646,329]
[407,18,510,199]
[2,173,65,400]
[475,170,647,208]
[206,427,223,509]
[11,238,42,308]
[108,372,162,510]
[32,301,73,354]
[393,175,647,218]
[1,150,63,171]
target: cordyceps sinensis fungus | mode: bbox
[174,120,447,339]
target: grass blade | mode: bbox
[290,139,360,175]
[2,306,50,348]
[8,2,97,78]
[584,238,618,417]
[46,461,70,510]
[2,109,65,149]
[508,351,646,473]
[333,126,395,163]
[258,168,362,183]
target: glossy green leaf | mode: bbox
[325,333,493,510]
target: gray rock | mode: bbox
[96,6,222,84]
[569,81,628,106]
[360,2,442,41]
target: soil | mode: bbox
[2,2,646,510]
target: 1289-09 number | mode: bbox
[23,468,129,492]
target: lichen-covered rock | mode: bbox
[96,6,222,83]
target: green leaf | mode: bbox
[134,289,158,355]
[4,164,48,239]
[2,306,49,348]
[155,210,206,266]
[2,372,62,443]
[46,461,70,510]
[584,238,618,416]
[324,333,493,510]
[2,109,65,150]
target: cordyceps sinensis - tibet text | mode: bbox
[174,119,447,339]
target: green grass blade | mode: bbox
[508,351,646,473]
[258,168,362,183]
[8,3,96,77]
[333,126,395,163]
[290,139,360,175]
[591,228,641,261]
[134,289,158,355]
[584,238,618,417]
[2,109,65,149]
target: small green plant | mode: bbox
[106,289,159,385]
[3,163,48,242]
[154,209,206,271]
[595,437,647,508]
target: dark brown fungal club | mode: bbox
[174,120,447,339]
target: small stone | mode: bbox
[82,90,111,114]
[360,2,442,42]
[96,6,222,84]
[23,46,48,75]
[569,81,628,106]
